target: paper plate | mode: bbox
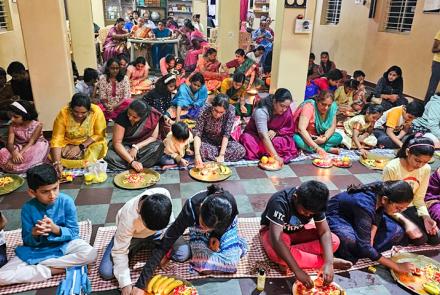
[189,162,232,182]
[292,275,344,295]
[0,174,25,196]
[113,169,160,190]
[390,252,440,295]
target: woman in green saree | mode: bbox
[223,49,263,90]
[293,91,342,157]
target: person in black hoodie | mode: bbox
[131,184,240,294]
[373,65,407,111]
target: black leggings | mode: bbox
[401,206,440,246]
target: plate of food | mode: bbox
[145,274,198,295]
[189,162,232,182]
[113,168,160,190]
[390,252,440,295]
[259,156,282,171]
[181,119,196,129]
[332,156,352,168]
[360,152,394,170]
[293,275,345,295]
[59,171,74,184]
[312,158,333,168]
[0,174,24,196]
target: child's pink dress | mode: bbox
[0,120,49,173]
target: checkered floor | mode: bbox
[2,159,440,295]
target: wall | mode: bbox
[0,0,26,69]
[216,0,240,63]
[91,0,105,28]
[311,0,439,99]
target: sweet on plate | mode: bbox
[0,176,14,188]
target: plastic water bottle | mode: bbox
[256,268,266,291]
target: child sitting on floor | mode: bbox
[334,79,360,114]
[0,164,97,285]
[260,181,352,290]
[161,121,194,167]
[373,101,424,148]
[98,187,189,294]
[352,70,367,108]
[171,58,186,87]
[0,212,7,268]
[337,104,383,157]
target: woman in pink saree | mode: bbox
[240,88,298,166]
[183,21,209,72]
[193,48,228,92]
[103,18,130,62]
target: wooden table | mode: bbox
[128,38,180,62]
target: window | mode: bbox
[324,0,342,25]
[383,0,417,32]
[0,0,12,32]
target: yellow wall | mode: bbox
[91,0,105,28]
[0,0,26,69]
[216,0,240,63]
[270,2,317,105]
[311,0,439,99]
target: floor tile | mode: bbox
[82,175,115,189]
[171,198,183,218]
[76,204,109,225]
[236,166,267,179]
[180,182,209,198]
[75,188,113,205]
[106,203,124,223]
[59,177,83,189]
[240,179,276,195]
[193,279,242,295]
[157,170,180,185]
[159,183,181,198]
[354,173,383,184]
[328,175,363,190]
[111,188,145,204]
[346,285,391,295]
[2,209,22,230]
[349,161,375,174]
[35,287,58,295]
[218,180,246,195]
[248,194,273,212]
[179,169,194,183]
[235,194,256,215]
[15,291,37,295]
[59,188,80,200]
[238,278,292,295]
[299,176,338,190]
[90,223,104,246]
[270,177,301,191]
[265,165,297,179]
[224,167,240,181]
[291,164,352,177]
[0,191,31,210]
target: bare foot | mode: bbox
[328,148,341,155]
[333,258,353,270]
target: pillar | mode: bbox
[66,0,97,74]
[216,0,240,63]
[91,0,105,28]
[270,1,317,106]
[193,0,207,35]
[17,0,74,131]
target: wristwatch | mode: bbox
[79,143,85,151]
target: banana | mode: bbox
[147,275,162,293]
[423,282,440,295]
[163,280,184,295]
[153,276,169,293]
[157,277,176,294]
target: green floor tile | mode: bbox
[234,194,255,215]
[240,179,277,194]
[180,182,209,198]
[299,176,338,191]
[76,204,109,224]
[82,175,115,188]
[346,285,391,295]
[226,167,240,181]
[60,189,80,200]
[171,198,183,218]
[193,279,242,295]
[354,173,383,184]
[2,209,22,231]
[111,188,144,203]
[265,165,296,178]
[157,170,180,185]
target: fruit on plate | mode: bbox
[61,171,74,182]
[173,285,198,295]
[312,158,332,167]
[145,274,186,295]
[295,276,343,295]
[423,282,440,295]
[260,156,269,164]
[267,157,275,164]
[219,165,231,175]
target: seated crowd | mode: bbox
[1,15,440,295]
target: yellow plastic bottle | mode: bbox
[256,268,266,291]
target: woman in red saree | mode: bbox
[193,48,228,92]
[240,88,298,166]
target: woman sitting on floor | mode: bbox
[318,51,336,74]
[51,93,107,174]
[220,73,251,117]
[373,101,424,149]
[293,91,342,157]
[0,101,49,173]
[96,58,132,121]
[240,88,298,166]
[373,65,407,111]
[131,184,247,293]
[383,135,440,246]
[105,100,163,171]
[169,72,208,122]
[193,48,228,92]
[126,56,153,95]
[336,104,383,157]
[193,94,246,166]
[160,54,176,76]
[327,181,416,273]
[102,18,129,62]
[223,49,263,91]
[143,73,177,125]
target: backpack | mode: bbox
[56,266,91,295]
